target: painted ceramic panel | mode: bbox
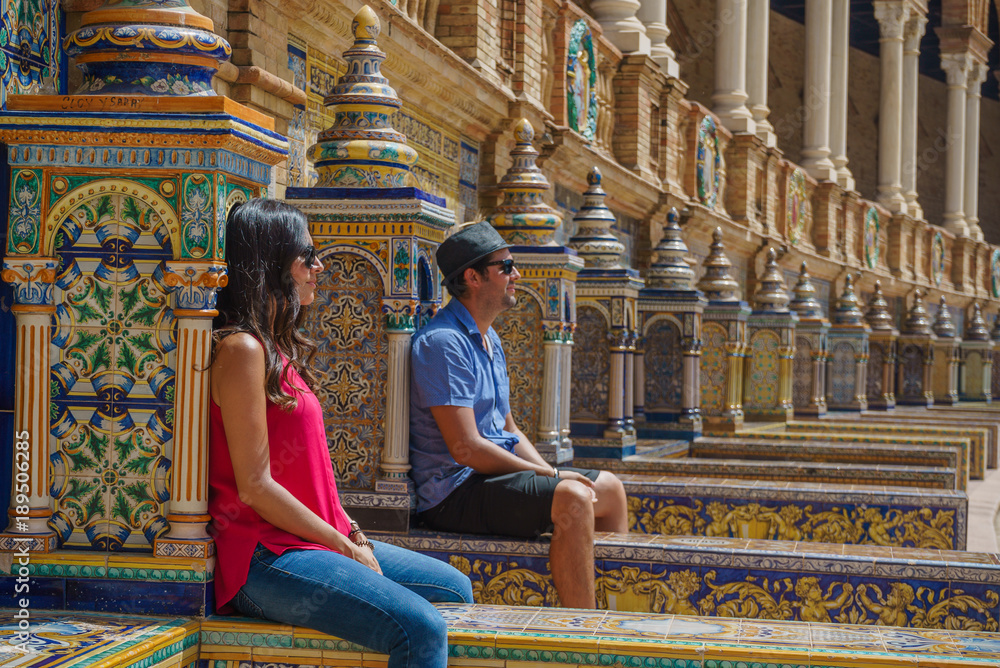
[745,330,779,410]
[8,169,42,254]
[931,232,945,286]
[791,337,812,408]
[566,19,597,140]
[967,351,984,397]
[991,249,1000,298]
[286,38,308,189]
[303,253,387,490]
[571,306,609,422]
[864,207,880,269]
[494,294,544,442]
[643,318,682,412]
[0,0,62,108]
[786,169,808,245]
[994,350,1000,399]
[696,116,723,209]
[699,323,727,416]
[49,192,176,551]
[867,342,885,399]
[829,341,857,404]
[900,344,924,397]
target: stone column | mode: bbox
[801,0,837,181]
[681,335,702,426]
[901,15,926,218]
[1,257,58,552]
[854,350,868,408]
[637,0,678,77]
[623,332,636,431]
[812,348,828,410]
[940,51,971,236]
[560,328,573,447]
[378,307,417,494]
[746,0,775,146]
[964,61,988,242]
[538,328,563,444]
[726,342,746,420]
[154,261,227,557]
[605,330,628,435]
[874,1,909,214]
[712,0,756,134]
[829,0,855,189]
[591,0,651,53]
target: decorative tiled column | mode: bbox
[864,281,899,409]
[901,14,926,218]
[568,167,642,458]
[931,295,961,405]
[897,290,936,406]
[637,208,706,439]
[538,325,565,446]
[288,7,456,523]
[873,1,909,214]
[0,259,58,552]
[960,303,993,402]
[488,119,581,464]
[153,262,226,558]
[697,229,750,432]
[744,249,798,421]
[826,274,870,412]
[789,262,830,416]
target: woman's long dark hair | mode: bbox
[213,198,318,409]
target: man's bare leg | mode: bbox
[550,480,596,608]
[592,471,629,533]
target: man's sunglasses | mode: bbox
[300,245,318,266]
[485,258,516,275]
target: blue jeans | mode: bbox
[232,540,473,668]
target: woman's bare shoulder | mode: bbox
[214,332,266,377]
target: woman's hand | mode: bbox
[350,540,382,574]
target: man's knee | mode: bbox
[595,471,626,497]
[551,480,595,529]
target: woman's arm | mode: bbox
[212,333,380,573]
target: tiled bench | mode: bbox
[578,452,959,491]
[4,607,1000,667]
[781,420,990,478]
[691,434,972,488]
[621,473,968,549]
[373,530,1000,630]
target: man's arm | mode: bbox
[430,405,554,476]
[504,412,548,467]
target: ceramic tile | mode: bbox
[737,618,813,646]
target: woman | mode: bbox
[208,198,472,668]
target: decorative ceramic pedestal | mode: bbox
[931,296,960,405]
[826,275,869,412]
[744,249,797,422]
[697,229,750,432]
[285,7,454,528]
[566,168,642,459]
[789,262,829,417]
[864,281,898,410]
[637,209,706,440]
[488,119,580,464]
[897,290,936,406]
[959,303,991,402]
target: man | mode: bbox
[409,221,628,609]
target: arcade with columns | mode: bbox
[2,0,1000,665]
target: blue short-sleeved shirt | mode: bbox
[409,299,520,512]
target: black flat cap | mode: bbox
[437,221,512,282]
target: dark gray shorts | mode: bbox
[417,467,601,538]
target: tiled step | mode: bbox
[576,453,959,490]
[6,608,999,668]
[782,419,991,478]
[375,530,1000,630]
[691,434,970,488]
[620,473,968,549]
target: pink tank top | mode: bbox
[208,357,352,611]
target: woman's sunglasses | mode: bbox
[485,258,516,275]
[300,245,318,266]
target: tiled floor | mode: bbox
[2,608,997,667]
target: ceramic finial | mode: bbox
[696,227,740,302]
